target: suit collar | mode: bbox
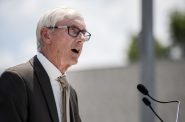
[29,56,59,122]
[37,52,63,81]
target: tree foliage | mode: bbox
[170,10,185,53]
[128,35,169,62]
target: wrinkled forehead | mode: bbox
[56,17,86,29]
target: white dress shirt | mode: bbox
[37,52,70,122]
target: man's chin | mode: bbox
[68,58,78,66]
[72,60,78,65]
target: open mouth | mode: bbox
[71,49,79,54]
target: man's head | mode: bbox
[36,7,91,73]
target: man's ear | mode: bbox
[40,27,51,44]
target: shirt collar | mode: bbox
[37,52,66,81]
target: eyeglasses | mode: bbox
[48,25,91,41]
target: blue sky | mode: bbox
[0,0,184,72]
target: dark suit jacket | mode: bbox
[0,56,81,122]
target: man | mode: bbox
[0,7,91,122]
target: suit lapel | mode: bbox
[69,86,80,122]
[29,56,59,122]
[69,88,75,122]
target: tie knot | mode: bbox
[56,75,68,88]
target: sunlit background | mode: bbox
[0,0,184,72]
[1,0,185,122]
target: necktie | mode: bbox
[56,75,69,122]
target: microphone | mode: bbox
[137,84,149,96]
[137,84,179,103]
[137,84,180,122]
[142,97,164,122]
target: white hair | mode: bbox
[36,7,84,51]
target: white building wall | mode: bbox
[68,60,185,122]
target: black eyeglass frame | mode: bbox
[48,25,91,41]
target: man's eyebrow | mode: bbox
[70,25,87,31]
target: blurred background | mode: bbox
[0,0,185,122]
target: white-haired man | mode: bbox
[0,7,91,122]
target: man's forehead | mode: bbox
[57,17,86,29]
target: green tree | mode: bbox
[170,10,185,56]
[128,35,169,62]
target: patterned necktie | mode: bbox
[56,75,69,122]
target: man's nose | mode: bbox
[77,32,86,42]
